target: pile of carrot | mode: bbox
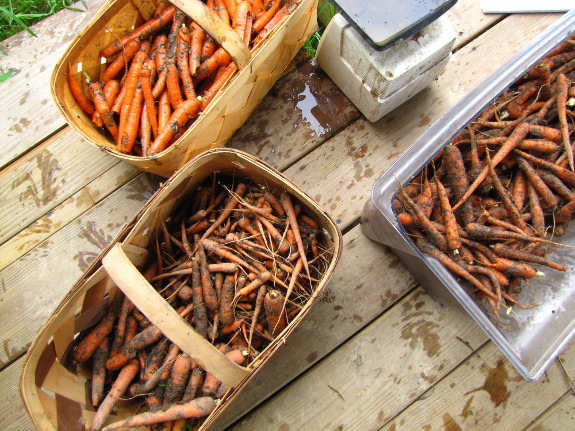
[67,0,300,156]
[395,35,575,323]
[72,173,329,431]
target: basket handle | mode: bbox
[170,0,250,69]
[102,242,250,388]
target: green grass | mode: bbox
[303,0,336,57]
[0,0,86,42]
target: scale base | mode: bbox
[316,13,456,122]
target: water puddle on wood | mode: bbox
[284,61,351,137]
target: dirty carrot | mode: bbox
[453,122,531,210]
[67,63,95,116]
[73,312,116,363]
[264,289,288,337]
[556,73,573,170]
[100,397,216,431]
[435,175,461,254]
[91,359,140,431]
[149,97,201,154]
[88,81,119,141]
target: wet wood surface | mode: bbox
[1,1,573,430]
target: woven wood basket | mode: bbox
[51,0,318,177]
[20,148,342,431]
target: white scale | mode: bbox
[316,0,458,122]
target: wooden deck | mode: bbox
[1,1,574,429]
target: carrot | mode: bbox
[219,274,236,325]
[223,0,238,17]
[435,176,461,254]
[182,366,204,402]
[538,169,575,201]
[518,139,560,154]
[119,87,144,153]
[453,122,530,210]
[556,73,573,170]
[555,196,575,224]
[515,155,559,208]
[99,5,177,58]
[528,124,563,142]
[264,289,287,337]
[91,337,109,407]
[491,243,567,271]
[158,90,171,132]
[117,42,150,145]
[189,22,205,76]
[201,34,217,63]
[67,63,95,116]
[250,0,266,18]
[197,239,219,311]
[252,0,298,45]
[399,185,448,252]
[234,270,272,299]
[490,256,541,279]
[280,191,311,280]
[248,284,267,351]
[91,359,140,431]
[195,46,233,84]
[152,35,169,98]
[200,62,238,110]
[177,27,196,100]
[142,339,168,382]
[190,257,209,338]
[106,323,163,370]
[88,80,119,141]
[163,353,192,404]
[511,170,527,211]
[101,37,142,83]
[140,59,159,138]
[149,97,201,154]
[215,0,231,24]
[100,397,216,431]
[232,0,251,40]
[201,349,247,397]
[257,215,290,254]
[416,237,498,300]
[514,149,575,186]
[485,150,531,234]
[73,312,116,363]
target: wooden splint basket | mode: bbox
[51,0,318,177]
[20,148,342,430]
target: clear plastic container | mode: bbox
[361,9,575,381]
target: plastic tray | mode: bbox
[361,9,575,381]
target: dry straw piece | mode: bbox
[20,148,342,431]
[51,0,318,177]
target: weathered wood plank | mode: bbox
[230,287,488,430]
[0,357,34,431]
[378,341,575,431]
[0,0,107,169]
[0,173,160,369]
[524,390,575,431]
[0,162,140,272]
[0,129,122,246]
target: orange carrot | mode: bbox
[101,397,216,431]
[195,48,232,83]
[453,122,531,210]
[158,90,171,132]
[119,87,144,153]
[88,81,119,141]
[435,176,461,254]
[140,59,159,138]
[234,270,272,299]
[177,27,196,100]
[515,155,559,208]
[163,354,192,404]
[200,62,237,110]
[101,37,142,83]
[197,239,219,311]
[99,5,177,58]
[252,0,298,45]
[280,191,311,280]
[219,274,236,325]
[253,0,280,33]
[152,35,169,98]
[514,149,575,186]
[556,73,573,170]
[189,22,205,76]
[91,337,109,407]
[491,243,566,271]
[106,323,163,370]
[67,63,95,116]
[91,359,140,431]
[149,97,201,154]
[73,312,116,363]
[264,289,287,337]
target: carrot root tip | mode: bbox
[536,271,546,277]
